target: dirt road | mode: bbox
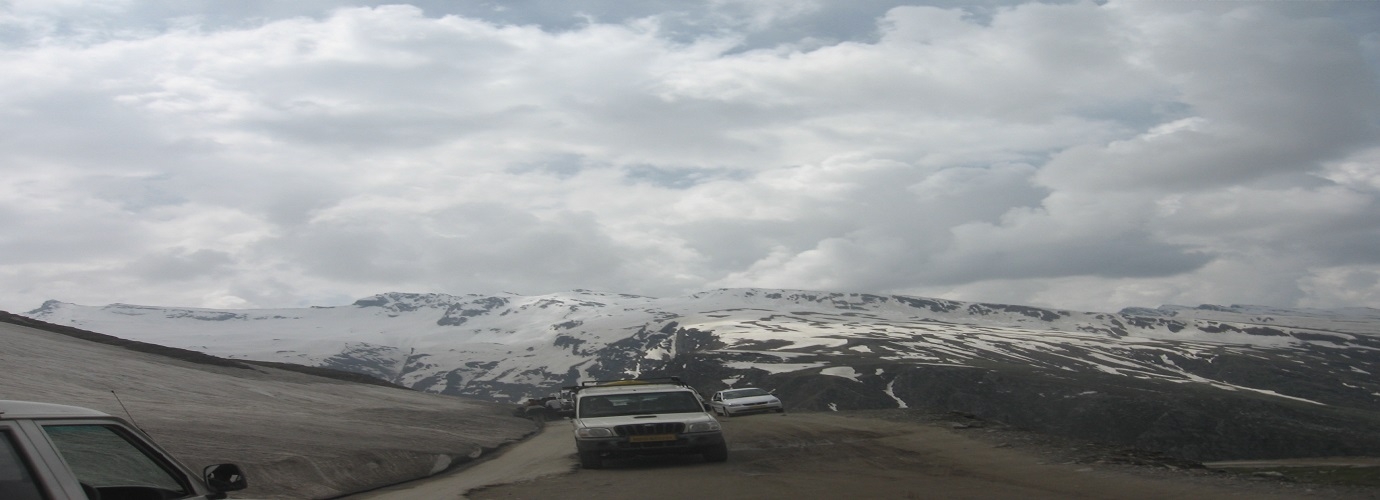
[349,410,1372,500]
[343,423,573,500]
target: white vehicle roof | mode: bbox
[578,383,694,397]
[0,400,111,420]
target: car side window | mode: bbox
[0,430,46,500]
[42,425,189,496]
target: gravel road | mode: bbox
[355,411,1371,500]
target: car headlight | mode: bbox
[685,421,722,433]
[576,427,615,438]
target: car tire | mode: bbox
[579,450,603,469]
[702,443,728,463]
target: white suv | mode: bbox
[571,378,727,469]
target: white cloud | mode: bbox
[1,1,1378,313]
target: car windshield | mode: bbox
[723,388,770,399]
[579,391,703,418]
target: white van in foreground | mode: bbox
[571,377,727,469]
[0,400,249,500]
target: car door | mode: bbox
[0,425,50,500]
[2,419,93,500]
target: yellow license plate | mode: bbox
[629,434,676,443]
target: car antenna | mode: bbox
[111,390,144,431]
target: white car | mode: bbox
[709,388,784,417]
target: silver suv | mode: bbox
[571,377,727,469]
[0,400,249,500]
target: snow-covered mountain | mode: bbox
[24,288,1380,460]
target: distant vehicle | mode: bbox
[708,387,784,417]
[570,377,727,469]
[0,400,249,500]
[513,389,577,426]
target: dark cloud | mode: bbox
[2,1,1378,312]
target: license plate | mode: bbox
[629,434,676,443]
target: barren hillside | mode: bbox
[0,317,534,499]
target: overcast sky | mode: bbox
[3,0,1379,314]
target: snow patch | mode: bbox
[849,345,872,353]
[884,380,908,409]
[827,403,838,412]
[723,361,826,374]
[820,366,861,381]
[429,455,451,474]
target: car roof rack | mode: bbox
[573,376,690,393]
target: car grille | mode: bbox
[614,422,685,436]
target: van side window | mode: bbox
[0,430,46,500]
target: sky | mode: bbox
[2,0,1379,314]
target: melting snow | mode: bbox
[884,380,908,409]
[821,366,861,381]
[723,361,826,374]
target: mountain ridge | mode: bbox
[23,288,1380,461]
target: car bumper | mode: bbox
[576,432,725,456]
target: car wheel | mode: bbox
[578,450,603,469]
[775,408,785,413]
[702,443,728,463]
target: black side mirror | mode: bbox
[204,463,248,497]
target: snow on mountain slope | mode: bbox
[22,288,1380,462]
[25,289,1380,408]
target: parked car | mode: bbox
[0,400,249,500]
[708,387,784,417]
